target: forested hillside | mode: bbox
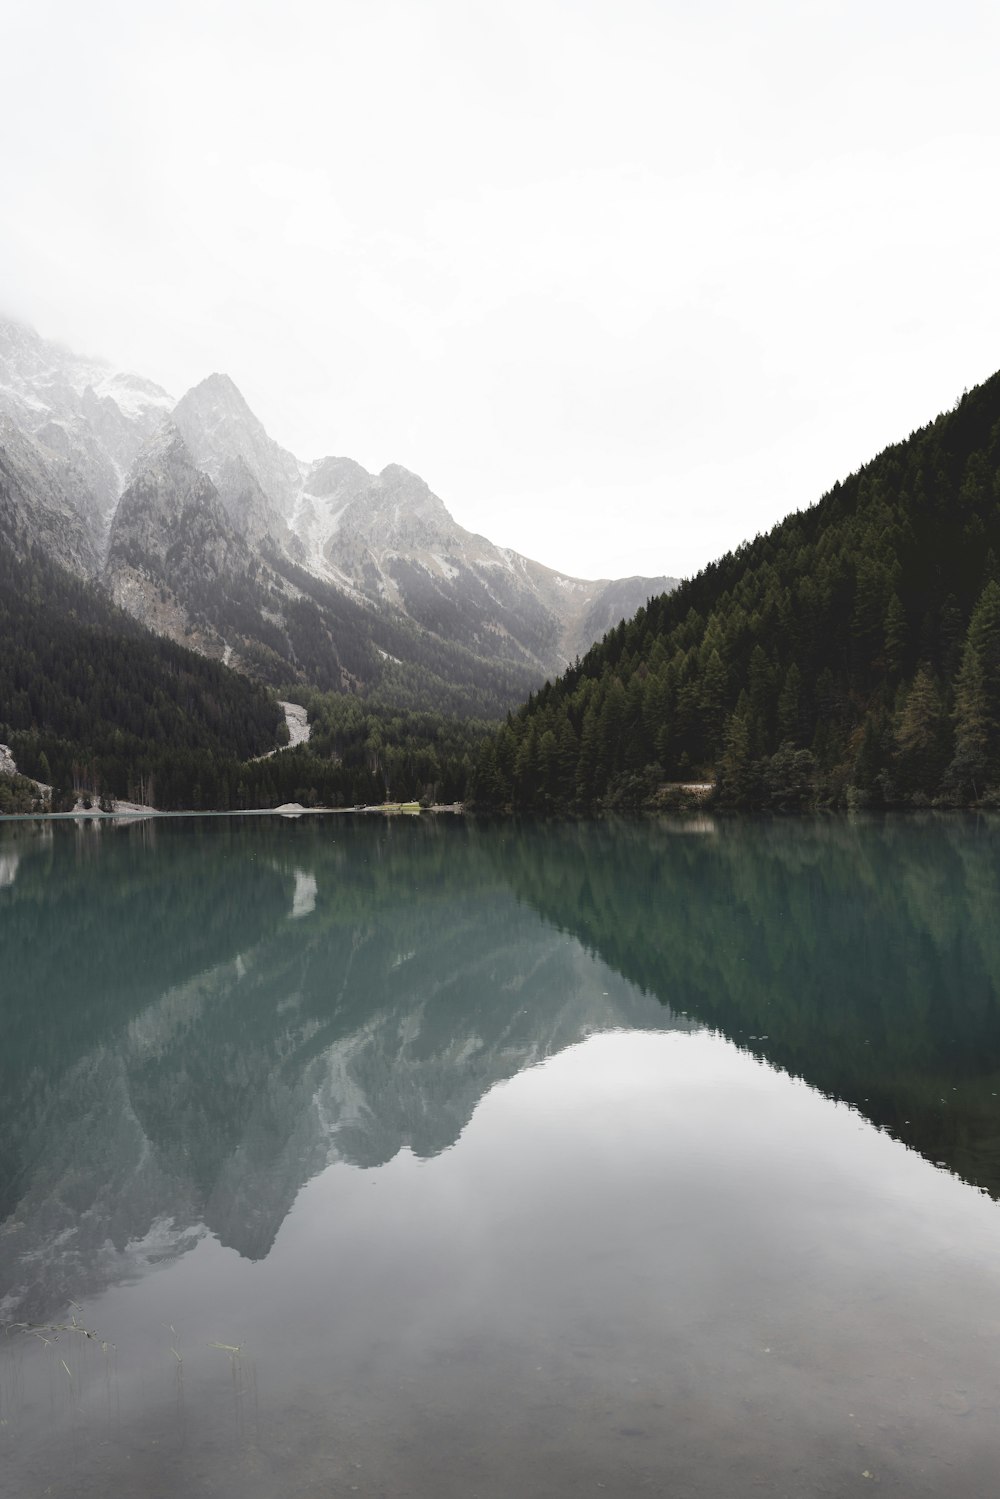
[0,544,487,810]
[0,422,521,809]
[264,554,544,716]
[173,693,489,812]
[0,535,283,806]
[474,373,1000,810]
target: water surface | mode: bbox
[2,813,1000,1496]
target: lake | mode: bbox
[2,812,1000,1497]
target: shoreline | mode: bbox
[0,802,465,824]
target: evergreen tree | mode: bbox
[716,697,755,806]
[883,593,908,679]
[575,706,600,805]
[698,648,728,758]
[776,663,803,745]
[894,665,949,796]
[471,368,1000,812]
[949,580,1000,797]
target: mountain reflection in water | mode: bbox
[500,813,1000,1198]
[0,816,689,1318]
[2,812,1000,1499]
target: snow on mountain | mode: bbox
[0,317,173,541]
[172,372,303,541]
[167,368,677,670]
[308,459,676,667]
[1,316,678,684]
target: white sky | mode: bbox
[3,0,1000,581]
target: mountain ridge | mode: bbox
[472,369,1000,810]
[0,314,678,696]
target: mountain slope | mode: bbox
[172,371,300,547]
[0,452,283,801]
[0,421,100,575]
[105,422,260,656]
[475,372,1000,809]
[164,367,678,677]
[1,314,678,713]
[0,317,173,542]
[310,456,673,669]
[100,423,545,715]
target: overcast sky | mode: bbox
[3,0,1000,580]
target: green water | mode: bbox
[2,813,1000,1497]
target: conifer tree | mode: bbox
[883,593,908,679]
[717,696,754,805]
[894,665,949,796]
[776,663,803,745]
[949,580,1000,797]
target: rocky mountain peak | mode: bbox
[130,419,195,476]
[172,372,302,527]
[0,418,100,576]
[110,424,243,570]
[369,464,456,538]
[0,315,173,418]
[306,455,371,498]
[174,372,261,433]
[0,315,50,375]
[0,315,174,542]
[3,319,679,689]
[378,462,423,485]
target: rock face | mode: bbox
[0,315,679,691]
[286,456,674,669]
[0,420,100,576]
[169,369,678,673]
[109,425,247,581]
[0,317,173,544]
[105,424,255,654]
[171,372,300,548]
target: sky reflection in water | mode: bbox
[1,813,1000,1498]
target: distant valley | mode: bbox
[6,310,1000,818]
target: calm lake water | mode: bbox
[2,812,1000,1497]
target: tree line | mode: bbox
[0,488,501,811]
[0,534,283,807]
[471,373,1000,811]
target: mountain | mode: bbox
[0,317,173,543]
[474,371,1000,810]
[0,419,99,575]
[172,370,300,548]
[0,538,283,805]
[295,455,666,668]
[168,368,677,673]
[0,316,677,710]
[0,414,515,807]
[106,422,257,652]
[0,428,285,803]
[99,422,547,715]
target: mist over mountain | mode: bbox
[0,318,173,541]
[172,371,300,548]
[0,315,677,712]
[0,420,99,576]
